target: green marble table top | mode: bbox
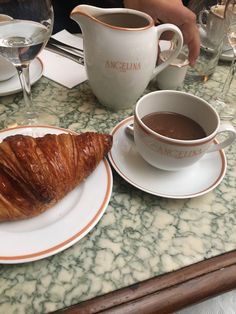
[0,61,235,314]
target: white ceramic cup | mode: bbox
[156,50,189,90]
[0,14,16,81]
[133,90,236,171]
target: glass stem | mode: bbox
[16,64,33,113]
[219,55,236,101]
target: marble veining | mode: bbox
[0,62,235,313]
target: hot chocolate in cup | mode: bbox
[133,90,236,171]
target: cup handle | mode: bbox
[207,123,236,153]
[125,123,134,138]
[151,23,183,79]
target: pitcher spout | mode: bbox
[70,5,107,28]
[70,5,154,32]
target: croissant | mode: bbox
[0,132,112,222]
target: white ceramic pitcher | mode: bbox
[71,5,183,110]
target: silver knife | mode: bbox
[48,37,84,54]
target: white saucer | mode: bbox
[220,43,233,62]
[0,57,43,96]
[108,116,227,199]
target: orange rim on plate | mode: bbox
[0,125,113,262]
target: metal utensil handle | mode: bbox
[45,43,85,66]
[49,37,84,53]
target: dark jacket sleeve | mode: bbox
[52,0,124,34]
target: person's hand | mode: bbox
[124,0,200,66]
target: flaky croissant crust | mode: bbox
[0,132,112,222]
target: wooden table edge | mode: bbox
[54,250,236,314]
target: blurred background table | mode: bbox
[0,59,235,314]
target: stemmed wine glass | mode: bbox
[0,0,59,128]
[213,0,236,122]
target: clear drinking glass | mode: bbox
[0,0,59,128]
[186,0,226,82]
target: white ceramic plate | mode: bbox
[0,57,43,96]
[0,126,113,264]
[220,43,233,61]
[108,116,227,199]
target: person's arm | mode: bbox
[124,0,200,66]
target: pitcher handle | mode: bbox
[152,23,183,79]
[199,9,209,31]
